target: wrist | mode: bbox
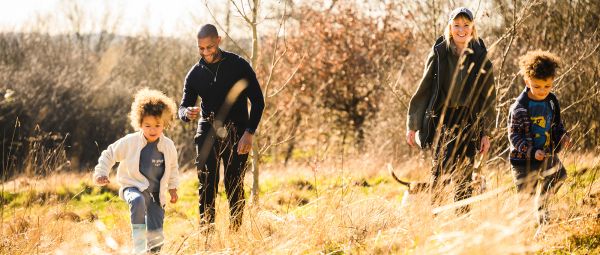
[245,128,255,135]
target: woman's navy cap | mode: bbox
[448,7,474,22]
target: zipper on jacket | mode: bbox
[424,47,442,145]
[149,191,156,203]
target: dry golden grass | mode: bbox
[1,154,599,254]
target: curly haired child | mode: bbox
[508,50,571,224]
[93,88,180,254]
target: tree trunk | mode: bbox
[249,0,261,205]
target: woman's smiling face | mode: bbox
[450,16,473,45]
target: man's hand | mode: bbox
[95,176,110,186]
[185,106,200,120]
[535,149,545,161]
[406,130,416,147]
[169,189,178,203]
[479,135,491,155]
[237,131,253,155]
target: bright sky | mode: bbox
[0,0,498,39]
[0,0,219,38]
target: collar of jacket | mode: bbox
[135,131,168,152]
[516,87,559,106]
[433,36,487,59]
[516,87,531,106]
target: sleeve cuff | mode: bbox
[527,147,536,160]
[407,115,419,131]
[178,107,191,122]
[245,128,256,135]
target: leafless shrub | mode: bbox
[1,0,599,178]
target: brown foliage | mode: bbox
[288,5,411,146]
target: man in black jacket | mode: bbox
[179,24,264,231]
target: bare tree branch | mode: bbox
[230,0,252,24]
[203,1,251,59]
[268,56,304,98]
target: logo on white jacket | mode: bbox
[152,159,165,167]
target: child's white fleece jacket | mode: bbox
[93,131,179,207]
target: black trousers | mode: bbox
[195,124,248,229]
[430,107,478,212]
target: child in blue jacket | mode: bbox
[508,50,571,224]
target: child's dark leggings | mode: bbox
[195,125,248,230]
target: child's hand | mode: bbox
[95,176,110,186]
[561,134,572,149]
[534,150,545,161]
[169,189,178,203]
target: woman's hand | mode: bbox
[406,130,416,147]
[479,136,490,155]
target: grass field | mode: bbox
[1,153,599,254]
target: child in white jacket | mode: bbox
[93,88,180,254]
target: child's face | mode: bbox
[525,76,553,100]
[140,116,164,142]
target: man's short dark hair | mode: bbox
[197,24,219,39]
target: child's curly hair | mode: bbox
[518,50,562,80]
[129,88,177,130]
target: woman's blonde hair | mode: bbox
[443,13,479,47]
[129,88,177,130]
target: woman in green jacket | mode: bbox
[405,7,496,212]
